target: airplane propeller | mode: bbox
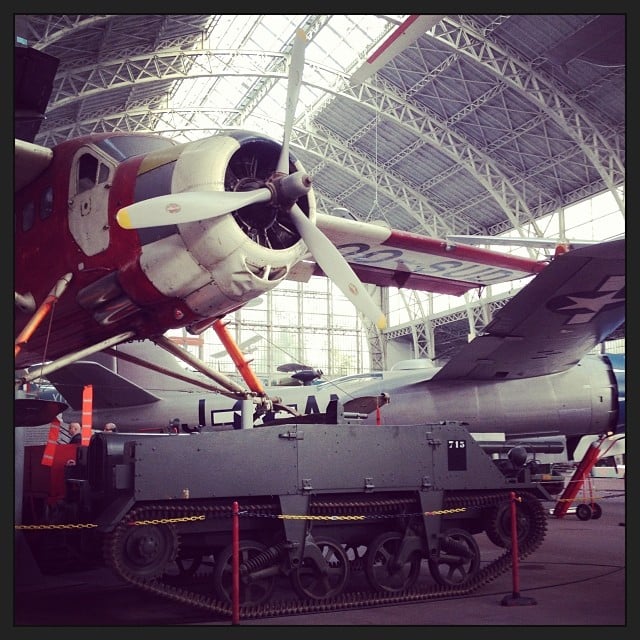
[276,28,306,176]
[288,203,386,329]
[115,29,386,330]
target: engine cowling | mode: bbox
[134,131,314,317]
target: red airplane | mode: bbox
[15,30,547,409]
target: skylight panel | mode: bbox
[249,14,304,50]
[310,15,394,73]
[163,14,410,142]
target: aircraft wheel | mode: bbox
[576,504,593,520]
[428,528,480,586]
[290,537,350,600]
[213,540,275,606]
[364,531,422,592]
[591,503,603,519]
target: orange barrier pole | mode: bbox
[232,501,240,625]
[81,385,93,445]
[40,416,61,467]
[501,492,536,606]
[15,273,73,357]
[213,319,265,394]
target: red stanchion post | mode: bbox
[232,500,240,625]
[501,491,536,607]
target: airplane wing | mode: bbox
[349,15,446,86]
[343,393,391,415]
[43,361,161,410]
[15,139,54,191]
[292,214,548,296]
[211,335,262,359]
[15,399,68,427]
[432,238,625,380]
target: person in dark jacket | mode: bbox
[68,422,82,444]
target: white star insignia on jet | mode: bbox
[554,275,624,324]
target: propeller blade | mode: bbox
[116,188,272,229]
[276,28,307,176]
[289,204,387,330]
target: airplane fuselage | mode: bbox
[362,354,624,439]
[15,132,311,370]
[59,354,624,446]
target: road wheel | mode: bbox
[290,537,350,600]
[364,531,422,592]
[428,528,480,586]
[108,523,178,579]
[484,495,534,548]
[213,540,275,606]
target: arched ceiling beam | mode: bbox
[39,42,621,240]
[434,15,625,216]
[38,96,460,237]
[344,76,537,243]
[23,15,114,48]
[46,50,291,108]
[27,14,215,57]
[293,126,455,236]
[40,51,552,233]
[43,48,535,238]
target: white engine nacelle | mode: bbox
[138,132,315,317]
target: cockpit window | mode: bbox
[40,186,53,219]
[78,153,98,193]
[22,200,35,231]
[98,162,110,184]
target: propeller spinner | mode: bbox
[116,29,387,330]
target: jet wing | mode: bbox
[43,361,161,410]
[432,238,625,380]
[300,214,548,295]
[343,393,390,415]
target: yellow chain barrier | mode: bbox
[15,523,99,530]
[15,507,469,530]
[423,507,467,516]
[277,514,366,521]
[15,514,206,530]
[128,515,206,526]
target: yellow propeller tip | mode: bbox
[116,209,132,229]
[376,316,387,331]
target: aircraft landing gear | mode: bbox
[576,502,603,520]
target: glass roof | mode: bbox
[167,15,407,143]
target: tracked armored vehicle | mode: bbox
[27,408,552,618]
